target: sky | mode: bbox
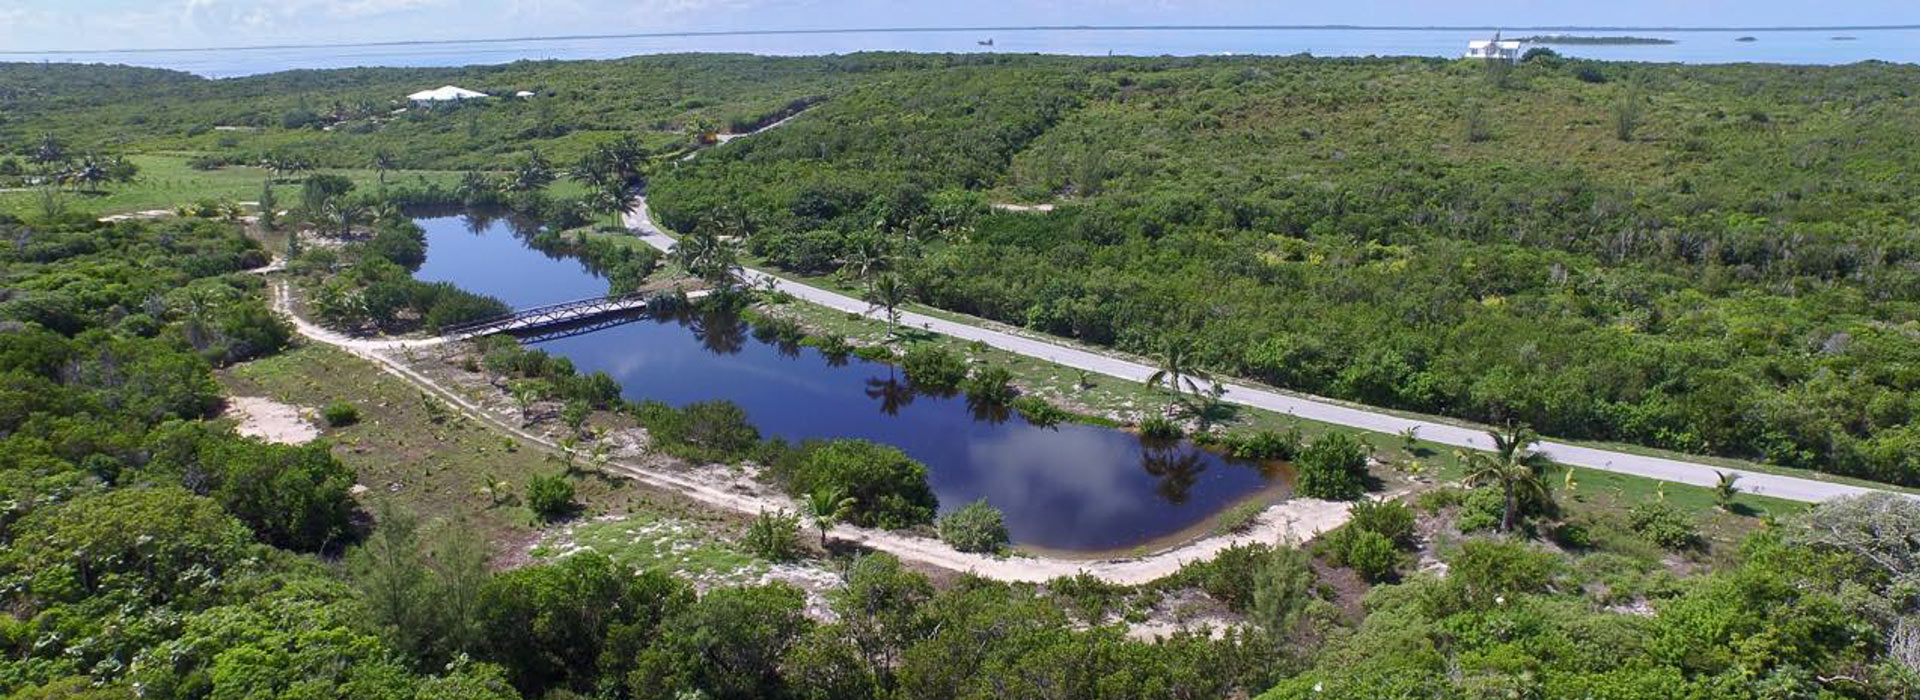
[5,0,1918,52]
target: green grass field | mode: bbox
[1,153,465,219]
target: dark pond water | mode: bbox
[410,211,1288,552]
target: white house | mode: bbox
[407,85,489,104]
[513,90,537,99]
[1466,35,1525,63]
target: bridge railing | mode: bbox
[438,292,651,339]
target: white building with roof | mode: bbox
[407,85,489,104]
[1466,35,1526,63]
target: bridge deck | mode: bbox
[440,289,711,341]
[442,293,653,340]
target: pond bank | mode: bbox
[266,277,1357,583]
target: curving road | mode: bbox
[627,205,1893,506]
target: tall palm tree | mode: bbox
[845,231,893,284]
[801,488,856,547]
[323,199,367,239]
[372,150,395,189]
[510,150,555,192]
[589,181,639,229]
[864,273,909,338]
[673,224,740,288]
[1144,338,1212,399]
[1458,425,1552,533]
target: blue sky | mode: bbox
[6,1,1917,52]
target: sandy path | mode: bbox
[266,277,1350,584]
[225,396,319,444]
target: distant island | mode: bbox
[1832,36,1859,41]
[1736,36,1759,42]
[1517,34,1676,45]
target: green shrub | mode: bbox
[634,400,762,463]
[1551,521,1594,550]
[1338,529,1401,583]
[1346,499,1416,548]
[320,401,360,427]
[744,509,801,561]
[937,500,1009,553]
[1139,415,1183,440]
[1456,486,1508,533]
[852,345,894,362]
[1414,487,1468,513]
[808,332,851,359]
[1048,572,1121,622]
[1295,432,1369,501]
[1165,542,1273,611]
[749,315,805,346]
[1011,395,1068,428]
[961,365,1017,406]
[1627,501,1702,551]
[1447,539,1560,608]
[900,344,968,392]
[526,473,576,522]
[1221,428,1302,461]
[770,440,938,529]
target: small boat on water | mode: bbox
[978,38,994,47]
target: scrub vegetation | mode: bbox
[5,52,1920,700]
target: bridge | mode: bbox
[439,293,657,340]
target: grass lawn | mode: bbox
[217,342,642,546]
[0,153,465,219]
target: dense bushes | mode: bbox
[938,499,1010,553]
[1294,433,1370,501]
[476,335,624,408]
[765,439,938,529]
[651,55,1920,486]
[634,399,762,463]
[303,224,512,334]
[526,473,576,522]
[321,400,361,426]
[900,344,968,392]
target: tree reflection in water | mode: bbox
[966,395,1012,425]
[865,369,916,416]
[1141,440,1208,504]
[688,309,746,355]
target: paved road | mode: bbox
[627,201,1900,504]
[629,124,1898,505]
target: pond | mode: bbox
[411,211,1292,552]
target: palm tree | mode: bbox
[258,179,278,231]
[801,488,856,547]
[510,150,555,192]
[864,273,909,338]
[673,224,741,287]
[323,199,367,239]
[589,181,639,229]
[846,231,893,283]
[372,150,395,189]
[1458,426,1552,533]
[1713,471,1741,511]
[1144,338,1212,399]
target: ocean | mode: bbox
[6,26,1919,78]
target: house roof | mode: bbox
[408,85,488,101]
